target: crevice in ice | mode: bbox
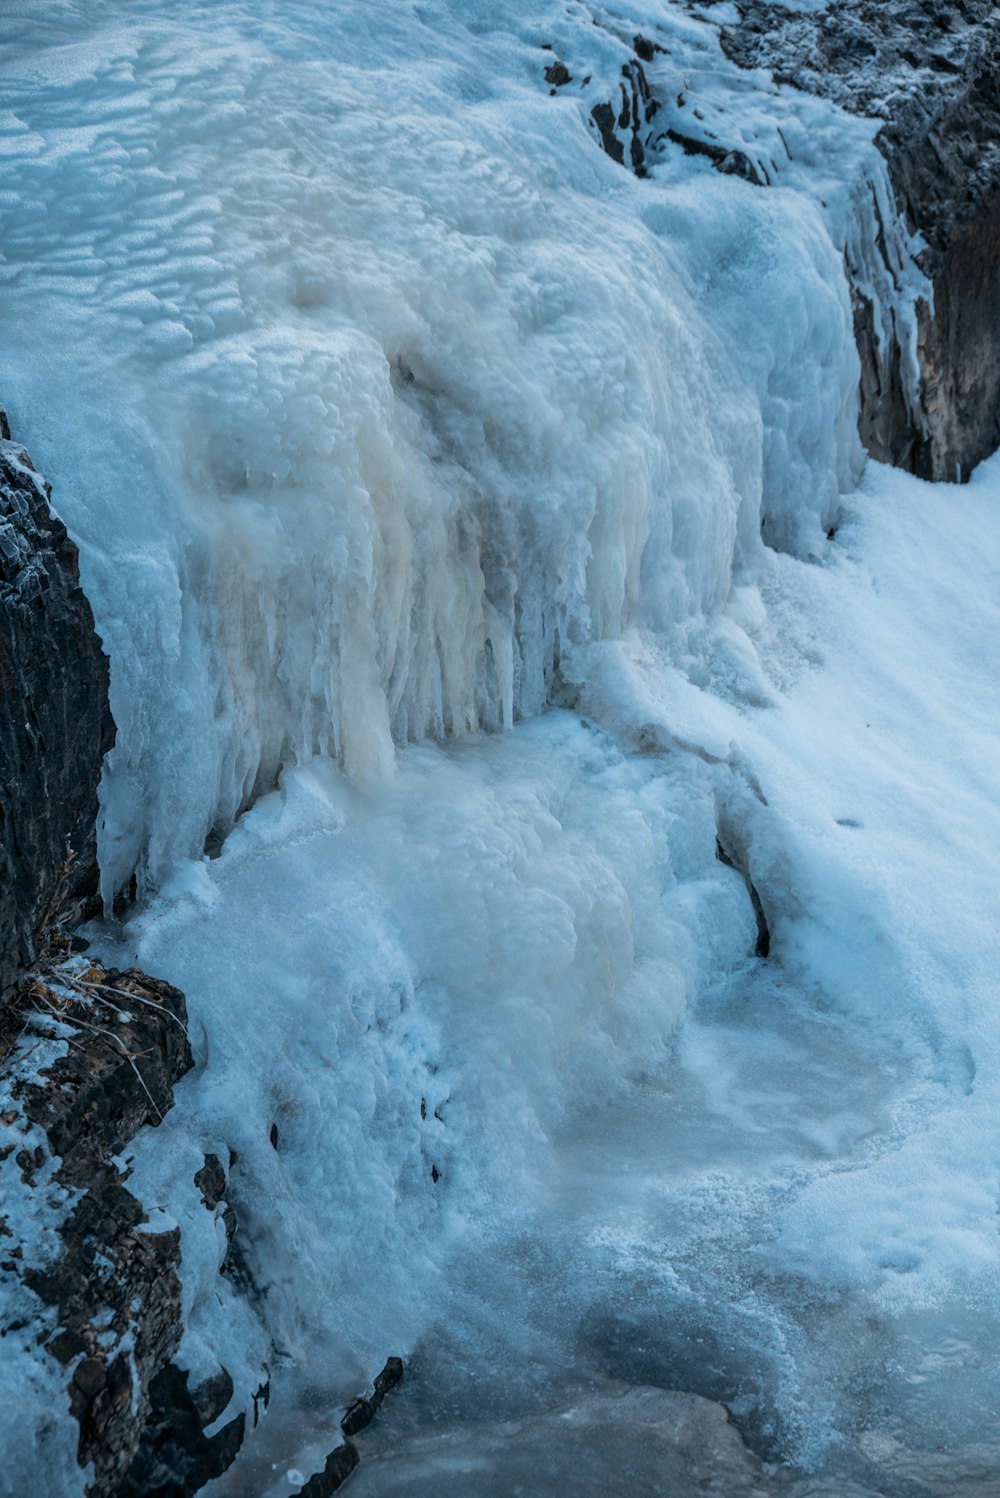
[715,833,771,959]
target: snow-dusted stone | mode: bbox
[582,2,1000,482]
[0,968,212,1492]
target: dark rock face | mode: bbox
[579,5,1000,481]
[720,1,1000,480]
[14,969,192,1177]
[1,954,402,1495]
[0,409,247,1490]
[0,411,114,1006]
[115,1362,247,1498]
[0,968,203,1493]
[296,1443,361,1498]
[292,1357,404,1498]
[340,1357,404,1440]
[0,409,250,1492]
[589,59,660,178]
[580,20,774,191]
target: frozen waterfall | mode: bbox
[0,0,880,897]
[2,3,999,1497]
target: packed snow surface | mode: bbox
[1,0,997,1494]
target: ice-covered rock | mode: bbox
[582,1,1000,482]
[2,3,1000,1495]
[721,0,1000,480]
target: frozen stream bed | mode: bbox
[1,0,999,1493]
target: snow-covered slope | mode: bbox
[1,1,998,1495]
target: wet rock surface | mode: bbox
[0,411,114,1008]
[720,1,1000,481]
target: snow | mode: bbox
[0,0,997,1494]
[739,459,1000,1309]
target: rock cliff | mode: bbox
[0,420,248,1494]
[0,412,113,1007]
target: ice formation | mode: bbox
[0,0,880,897]
[2,1,998,1495]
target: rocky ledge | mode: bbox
[0,414,235,1493]
[0,965,220,1494]
[0,955,402,1495]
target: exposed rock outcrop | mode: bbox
[0,412,114,1008]
[344,1383,880,1497]
[0,411,401,1495]
[0,968,202,1490]
[589,58,660,177]
[587,44,763,187]
[0,413,246,1493]
[114,1362,247,1498]
[1,946,405,1496]
[720,0,1000,481]
[579,4,1000,482]
[293,1358,404,1498]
